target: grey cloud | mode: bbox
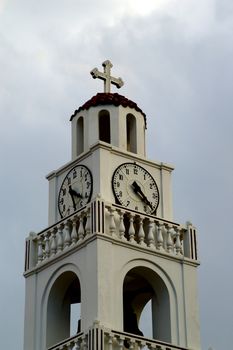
[0,1,232,349]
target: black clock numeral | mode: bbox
[84,173,88,181]
[62,188,66,196]
[134,168,138,175]
[117,182,120,187]
[73,170,77,179]
[119,191,123,197]
[87,181,90,189]
[63,204,66,211]
[152,193,158,199]
[150,183,153,189]
[135,206,138,211]
[126,200,130,207]
[126,169,129,175]
[68,177,71,185]
[119,174,123,180]
[144,205,147,212]
[85,192,88,198]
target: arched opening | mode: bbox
[46,271,81,348]
[99,110,111,143]
[123,266,171,343]
[126,114,137,153]
[77,116,84,155]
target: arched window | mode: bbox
[77,116,84,155]
[126,114,137,153]
[46,271,81,348]
[99,110,111,143]
[123,267,171,343]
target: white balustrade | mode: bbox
[33,206,91,267]
[104,204,189,259]
[25,200,197,272]
[47,325,190,350]
[108,329,189,350]
[47,333,84,350]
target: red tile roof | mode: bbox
[70,93,147,127]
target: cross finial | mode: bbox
[90,60,124,93]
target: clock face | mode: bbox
[112,163,159,215]
[58,165,93,218]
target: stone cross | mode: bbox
[90,60,124,93]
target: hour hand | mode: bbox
[132,181,153,210]
[69,185,82,199]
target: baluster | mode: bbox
[147,219,155,248]
[174,226,182,255]
[78,216,84,241]
[82,336,87,350]
[66,343,72,350]
[85,209,91,236]
[71,216,78,244]
[128,214,135,243]
[139,341,146,350]
[50,228,57,256]
[74,340,79,350]
[118,338,124,350]
[166,224,173,253]
[57,224,64,252]
[37,236,43,264]
[45,231,50,259]
[156,221,163,250]
[109,208,116,236]
[118,211,126,240]
[138,216,146,246]
[129,339,135,350]
[108,334,114,350]
[74,338,81,350]
[64,221,71,248]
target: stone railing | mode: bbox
[24,198,198,272]
[47,332,84,350]
[47,324,189,350]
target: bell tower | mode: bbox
[23,61,201,350]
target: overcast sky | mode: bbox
[0,1,232,349]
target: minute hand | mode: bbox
[132,181,153,210]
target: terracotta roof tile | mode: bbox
[70,93,147,127]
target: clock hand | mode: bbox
[132,181,153,210]
[68,186,77,210]
[69,185,82,199]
